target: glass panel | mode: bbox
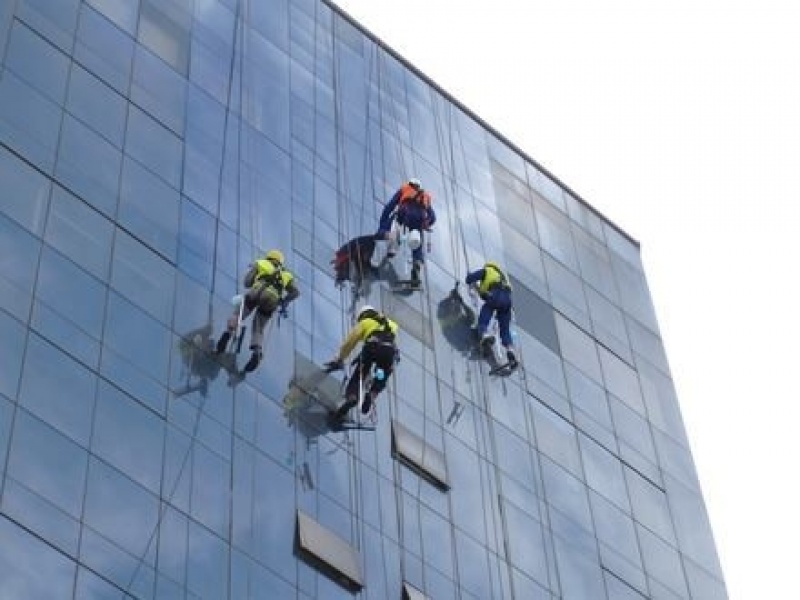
[103,291,172,384]
[556,314,602,383]
[75,3,136,95]
[579,433,630,513]
[92,380,165,494]
[18,333,97,446]
[0,70,61,171]
[36,245,106,339]
[5,19,70,103]
[509,275,559,354]
[44,185,113,280]
[86,0,140,36]
[7,409,88,517]
[111,229,176,324]
[131,44,187,135]
[296,510,363,592]
[503,500,549,584]
[0,515,75,600]
[0,312,26,399]
[0,212,40,322]
[84,456,160,558]
[0,144,51,235]
[15,0,80,53]
[138,0,191,75]
[118,156,180,261]
[66,62,127,148]
[531,401,582,477]
[125,104,184,189]
[2,476,81,557]
[55,114,122,218]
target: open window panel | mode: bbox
[294,510,364,593]
[403,581,431,600]
[391,420,450,491]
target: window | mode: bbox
[391,420,449,491]
[295,510,363,592]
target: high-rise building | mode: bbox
[0,1,726,598]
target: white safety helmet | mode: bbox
[357,305,377,321]
[408,178,421,190]
[407,229,422,250]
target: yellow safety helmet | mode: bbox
[485,261,501,271]
[265,249,284,265]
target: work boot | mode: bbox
[480,334,495,353]
[506,349,518,369]
[243,348,262,373]
[333,395,358,421]
[215,331,231,354]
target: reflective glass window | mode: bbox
[86,0,140,35]
[541,456,593,531]
[7,409,88,517]
[2,476,81,557]
[36,245,106,339]
[18,333,97,446]
[0,214,40,322]
[579,433,630,512]
[589,491,641,565]
[118,157,180,261]
[75,4,136,95]
[66,62,127,148]
[44,185,113,280]
[0,311,25,399]
[626,467,676,544]
[531,401,582,477]
[5,20,70,103]
[131,44,187,135]
[138,0,190,75]
[125,104,183,189]
[16,0,80,52]
[552,534,605,600]
[55,114,122,218]
[586,286,631,362]
[84,456,160,558]
[637,525,689,597]
[599,346,646,416]
[92,380,165,493]
[296,510,364,592]
[0,515,75,600]
[556,314,602,383]
[503,500,549,585]
[103,291,172,384]
[0,145,50,236]
[0,69,61,171]
[543,253,591,331]
[187,518,229,599]
[111,229,176,324]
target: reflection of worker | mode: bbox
[216,249,299,372]
[436,285,477,353]
[324,305,399,421]
[331,234,381,287]
[465,261,517,369]
[376,178,435,285]
[176,324,241,396]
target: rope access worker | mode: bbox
[216,249,299,373]
[376,178,436,286]
[465,261,518,369]
[324,305,399,421]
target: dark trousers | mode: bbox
[339,341,396,412]
[477,288,513,347]
[333,235,376,284]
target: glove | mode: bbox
[324,358,344,373]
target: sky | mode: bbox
[334,1,800,598]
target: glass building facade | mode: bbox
[0,0,727,598]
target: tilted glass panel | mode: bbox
[295,510,364,592]
[391,420,449,491]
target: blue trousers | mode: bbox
[477,288,513,347]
